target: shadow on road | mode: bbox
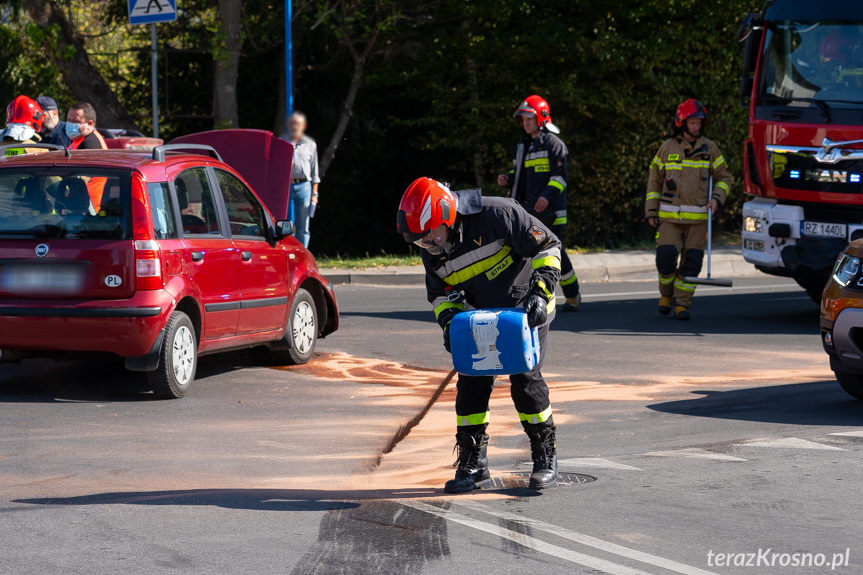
[648,380,863,426]
[342,289,819,336]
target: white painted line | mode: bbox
[829,430,863,438]
[455,500,720,575]
[401,500,656,575]
[556,457,644,471]
[581,283,797,300]
[741,437,846,451]
[643,448,747,462]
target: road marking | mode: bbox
[580,283,797,300]
[556,457,644,471]
[401,500,657,575]
[454,500,720,575]
[829,431,863,438]
[741,437,846,451]
[643,448,747,462]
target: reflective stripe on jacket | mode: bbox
[507,130,569,229]
[423,189,562,328]
[644,135,732,224]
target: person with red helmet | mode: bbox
[1,95,44,152]
[645,99,733,320]
[498,95,581,311]
[397,177,563,492]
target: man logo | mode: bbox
[35,243,49,257]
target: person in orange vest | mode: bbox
[65,102,107,150]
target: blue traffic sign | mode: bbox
[128,0,177,26]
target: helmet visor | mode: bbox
[411,224,448,251]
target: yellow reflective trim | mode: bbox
[457,412,490,426]
[651,156,664,168]
[524,158,551,169]
[659,274,674,285]
[485,254,513,281]
[712,156,726,169]
[433,300,465,320]
[645,192,661,201]
[443,246,512,285]
[715,181,730,193]
[681,160,710,168]
[664,164,683,171]
[658,210,679,219]
[552,217,567,226]
[518,405,553,424]
[532,256,561,271]
[679,211,709,221]
[4,148,24,157]
[535,280,554,300]
[674,279,696,292]
[548,179,565,192]
[560,271,578,286]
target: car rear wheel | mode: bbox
[271,288,318,365]
[834,370,863,400]
[148,311,197,399]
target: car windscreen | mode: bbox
[0,167,132,239]
[760,22,863,107]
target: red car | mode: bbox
[0,138,338,398]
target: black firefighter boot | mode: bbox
[444,430,491,493]
[526,425,558,490]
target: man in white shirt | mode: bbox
[285,112,320,248]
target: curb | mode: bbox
[320,255,761,286]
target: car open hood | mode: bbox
[170,129,294,219]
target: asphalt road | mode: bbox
[2,276,862,575]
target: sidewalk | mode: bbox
[319,246,761,286]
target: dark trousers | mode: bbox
[552,225,579,299]
[455,324,553,432]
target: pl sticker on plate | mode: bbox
[105,274,122,288]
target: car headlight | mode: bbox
[833,254,861,287]
[743,216,762,233]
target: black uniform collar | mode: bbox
[454,188,483,216]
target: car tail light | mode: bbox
[131,172,163,291]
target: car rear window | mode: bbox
[0,167,131,239]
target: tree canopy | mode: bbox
[0,0,762,255]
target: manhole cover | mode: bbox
[486,472,596,489]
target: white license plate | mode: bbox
[801,221,847,239]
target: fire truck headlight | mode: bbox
[744,216,762,233]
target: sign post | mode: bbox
[128,0,177,138]
[285,0,293,120]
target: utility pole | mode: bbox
[284,0,293,121]
[150,23,159,138]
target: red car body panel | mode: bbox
[170,130,294,220]
[0,136,337,363]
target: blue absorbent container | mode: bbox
[449,308,541,376]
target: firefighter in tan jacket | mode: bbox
[645,99,732,320]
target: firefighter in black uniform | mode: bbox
[397,177,561,492]
[498,94,580,311]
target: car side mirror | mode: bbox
[275,219,295,240]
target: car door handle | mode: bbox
[241,251,253,262]
[191,251,204,262]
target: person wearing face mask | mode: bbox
[397,177,563,493]
[36,96,70,148]
[64,102,107,150]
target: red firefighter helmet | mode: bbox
[397,177,458,242]
[6,95,43,132]
[674,99,708,129]
[514,95,560,134]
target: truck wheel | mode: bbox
[834,371,863,400]
[271,288,318,365]
[148,311,197,399]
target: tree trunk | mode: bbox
[319,33,377,178]
[213,0,242,129]
[21,0,137,129]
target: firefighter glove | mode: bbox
[524,290,549,328]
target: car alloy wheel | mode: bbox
[292,300,316,354]
[172,325,195,386]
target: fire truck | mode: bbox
[738,1,863,301]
